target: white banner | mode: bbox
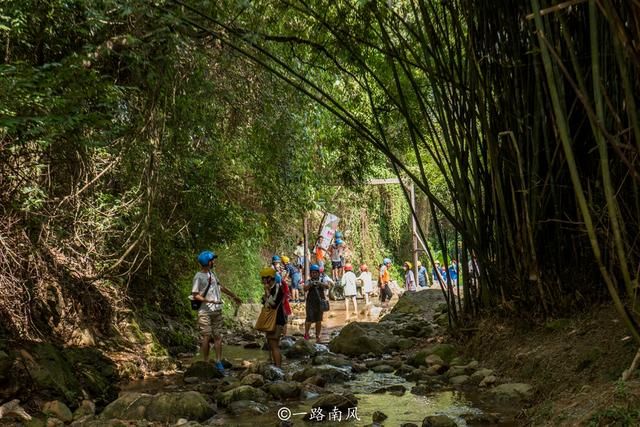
[318,213,340,250]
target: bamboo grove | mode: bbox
[167,0,640,336]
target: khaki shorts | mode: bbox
[265,324,284,340]
[198,311,223,338]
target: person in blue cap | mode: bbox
[303,264,329,342]
[191,250,241,374]
[328,238,345,282]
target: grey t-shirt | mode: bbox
[191,271,222,313]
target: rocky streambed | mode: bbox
[3,290,532,426]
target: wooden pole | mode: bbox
[411,182,419,288]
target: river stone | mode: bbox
[314,343,330,354]
[228,400,269,416]
[422,414,457,427]
[303,375,326,387]
[245,362,284,381]
[284,340,316,359]
[292,365,352,383]
[373,384,406,395]
[480,375,497,387]
[425,364,445,376]
[425,354,444,366]
[411,384,431,396]
[184,361,224,380]
[216,385,268,407]
[449,375,469,385]
[280,337,295,349]
[373,411,388,422]
[471,368,494,382]
[73,400,96,420]
[309,393,358,414]
[427,344,457,363]
[371,364,395,374]
[446,366,467,377]
[240,373,265,388]
[395,364,414,376]
[43,401,73,423]
[312,354,352,367]
[490,383,533,401]
[352,362,369,373]
[46,418,64,427]
[265,382,302,400]
[464,360,479,370]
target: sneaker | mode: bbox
[215,361,225,374]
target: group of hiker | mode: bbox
[190,238,479,371]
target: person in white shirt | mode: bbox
[191,250,241,374]
[357,264,373,306]
[341,263,358,317]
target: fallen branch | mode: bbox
[621,346,640,381]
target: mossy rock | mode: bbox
[216,385,268,407]
[100,391,214,422]
[15,343,118,406]
[428,344,457,364]
[407,350,430,368]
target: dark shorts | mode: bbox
[379,285,393,302]
[331,260,342,269]
[305,302,324,323]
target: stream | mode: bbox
[120,295,521,426]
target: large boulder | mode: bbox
[390,289,446,318]
[329,322,402,356]
[13,344,117,406]
[216,385,268,407]
[100,391,214,422]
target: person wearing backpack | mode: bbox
[303,264,329,342]
[191,250,241,374]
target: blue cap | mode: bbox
[272,255,281,263]
[335,239,343,245]
[310,264,321,272]
[383,257,391,265]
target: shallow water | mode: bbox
[122,296,519,426]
